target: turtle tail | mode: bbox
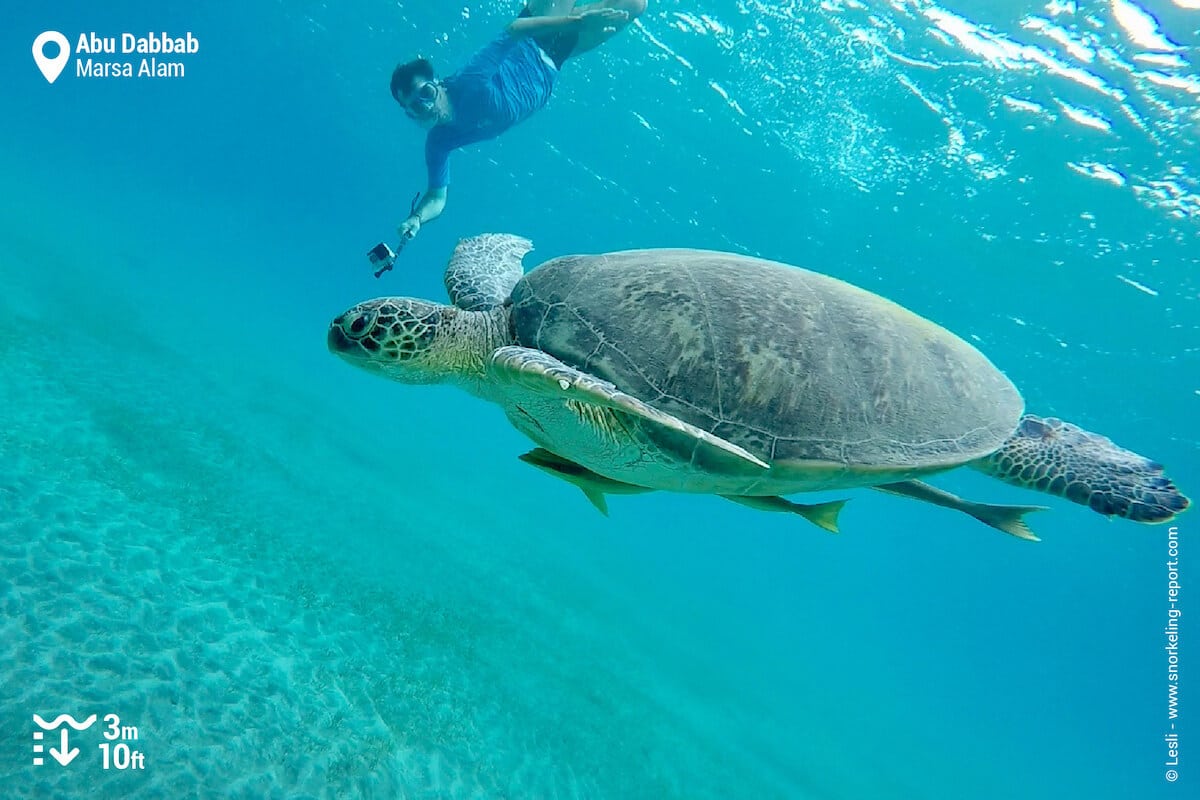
[972,415,1190,523]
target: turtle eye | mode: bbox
[341,309,377,340]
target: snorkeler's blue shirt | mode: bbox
[425,34,557,189]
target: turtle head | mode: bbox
[328,297,456,384]
[328,296,508,387]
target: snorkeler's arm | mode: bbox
[400,135,452,244]
[398,186,447,245]
[412,186,447,224]
[505,15,583,37]
[507,7,628,37]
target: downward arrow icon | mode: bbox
[49,729,79,766]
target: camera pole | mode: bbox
[368,191,422,278]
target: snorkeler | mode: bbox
[386,1,647,262]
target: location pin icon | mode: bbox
[32,31,70,84]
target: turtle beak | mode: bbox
[328,308,378,356]
[327,322,353,353]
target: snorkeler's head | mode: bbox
[390,57,434,102]
[391,58,445,128]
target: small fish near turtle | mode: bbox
[328,234,1189,540]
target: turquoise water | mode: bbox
[2,1,1196,798]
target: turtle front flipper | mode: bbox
[973,415,1190,523]
[444,234,532,311]
[490,346,770,470]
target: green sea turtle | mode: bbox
[328,234,1189,540]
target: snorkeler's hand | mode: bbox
[574,7,630,34]
[397,215,422,247]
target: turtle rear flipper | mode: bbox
[973,415,1190,523]
[490,346,770,470]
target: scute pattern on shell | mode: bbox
[509,249,1023,469]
